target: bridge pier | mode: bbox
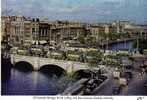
[66,61,74,76]
[33,57,40,71]
[10,54,15,65]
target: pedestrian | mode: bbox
[141,68,145,74]
[138,72,143,80]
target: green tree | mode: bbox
[102,55,123,70]
[86,36,96,46]
[88,50,103,68]
[78,33,85,44]
[133,38,147,49]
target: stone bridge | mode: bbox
[10,55,90,74]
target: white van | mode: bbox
[119,78,127,86]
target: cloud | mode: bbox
[2,0,147,23]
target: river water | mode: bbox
[110,40,133,50]
[1,41,133,95]
[1,68,61,95]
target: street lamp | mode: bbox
[117,39,120,51]
[124,38,127,50]
[137,35,139,51]
[106,37,109,50]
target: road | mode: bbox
[121,71,147,95]
[94,69,147,95]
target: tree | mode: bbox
[79,51,87,63]
[133,38,147,49]
[78,33,85,44]
[88,50,103,68]
[62,51,67,60]
[102,54,124,70]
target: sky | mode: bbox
[2,0,147,23]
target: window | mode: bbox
[32,28,35,32]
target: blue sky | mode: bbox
[2,0,147,23]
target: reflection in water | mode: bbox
[110,40,133,50]
[1,68,65,95]
[1,58,74,95]
[1,57,12,82]
[32,71,38,90]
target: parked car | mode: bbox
[112,86,122,95]
[17,49,27,55]
[144,80,147,89]
[119,78,128,86]
[124,71,133,81]
[145,83,147,88]
[10,47,18,54]
[125,65,133,70]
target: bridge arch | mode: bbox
[39,64,67,77]
[14,61,34,72]
[72,69,93,80]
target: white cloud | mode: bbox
[2,0,147,23]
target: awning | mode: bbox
[32,41,38,44]
[32,40,47,44]
[39,40,47,44]
[31,48,42,52]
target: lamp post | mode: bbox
[106,37,109,50]
[137,35,139,51]
[117,39,119,51]
[124,38,127,50]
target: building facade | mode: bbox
[1,16,12,43]
[24,20,32,45]
[90,25,105,41]
[1,16,147,47]
[31,18,39,44]
[38,21,51,42]
[10,16,26,46]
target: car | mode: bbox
[83,87,91,95]
[145,83,147,87]
[144,80,147,89]
[119,77,128,86]
[124,71,133,81]
[112,86,122,95]
[125,65,133,70]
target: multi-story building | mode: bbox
[62,24,86,40]
[50,25,61,45]
[90,25,105,41]
[109,25,117,33]
[2,16,147,48]
[50,21,86,45]
[1,16,11,43]
[38,21,51,42]
[124,24,147,38]
[103,24,110,34]
[10,16,25,46]
[112,20,133,33]
[31,18,39,44]
[24,20,32,45]
[1,16,6,42]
